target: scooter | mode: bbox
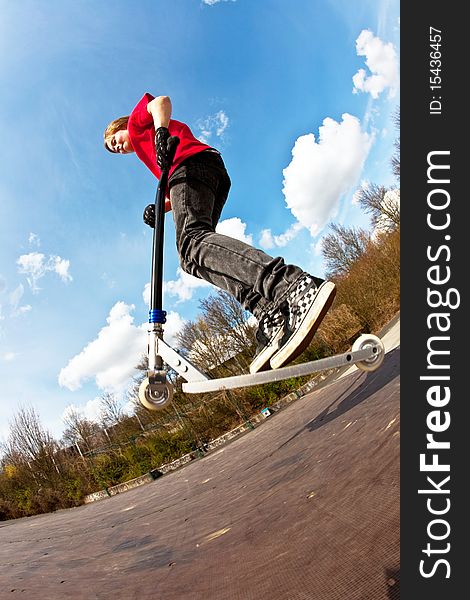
[138,141,385,411]
[138,135,206,411]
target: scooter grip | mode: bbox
[166,136,180,165]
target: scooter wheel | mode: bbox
[139,378,174,411]
[352,334,385,372]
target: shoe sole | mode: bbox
[269,281,336,370]
[249,326,285,374]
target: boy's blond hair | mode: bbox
[103,116,129,152]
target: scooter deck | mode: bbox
[182,343,379,394]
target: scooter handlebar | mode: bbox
[163,136,180,174]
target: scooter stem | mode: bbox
[149,137,180,329]
[150,168,169,319]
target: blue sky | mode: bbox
[0,0,399,442]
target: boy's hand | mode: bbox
[143,204,156,228]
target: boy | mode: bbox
[104,93,336,373]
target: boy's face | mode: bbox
[105,129,134,154]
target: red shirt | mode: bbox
[127,93,211,181]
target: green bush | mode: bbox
[93,452,129,487]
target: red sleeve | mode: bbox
[127,92,212,185]
[129,93,155,129]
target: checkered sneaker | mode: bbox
[285,275,320,329]
[249,304,288,374]
[270,277,336,370]
[257,306,285,345]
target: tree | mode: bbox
[355,106,400,233]
[391,107,400,181]
[177,290,256,375]
[4,406,60,479]
[99,392,124,430]
[321,223,370,278]
[199,290,255,355]
[355,183,400,233]
[61,407,101,452]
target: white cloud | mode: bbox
[259,222,303,250]
[17,252,72,293]
[17,253,45,292]
[53,256,72,281]
[196,110,229,144]
[8,283,32,317]
[147,268,212,304]
[58,302,185,395]
[59,302,144,393]
[203,0,236,5]
[282,114,373,237]
[216,217,253,245]
[100,272,116,289]
[145,217,252,305]
[163,310,186,344]
[12,304,32,317]
[142,282,151,306]
[2,351,18,362]
[63,398,102,424]
[312,238,326,259]
[352,30,399,99]
[28,232,41,247]
[165,271,204,303]
[9,284,24,308]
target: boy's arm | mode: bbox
[146,96,172,129]
[146,96,173,212]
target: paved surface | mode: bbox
[0,328,400,600]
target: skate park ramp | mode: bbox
[0,318,400,600]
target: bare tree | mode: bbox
[178,318,229,372]
[321,224,370,278]
[391,107,400,181]
[177,291,256,375]
[354,106,399,232]
[355,182,400,233]
[61,407,101,452]
[99,392,124,430]
[199,291,256,367]
[4,406,59,478]
[200,291,254,345]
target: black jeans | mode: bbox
[168,150,306,319]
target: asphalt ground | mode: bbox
[0,338,400,600]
